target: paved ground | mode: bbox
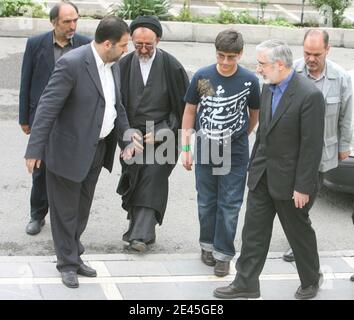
[1,252,353,300]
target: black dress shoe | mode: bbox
[214,284,260,299]
[77,263,97,277]
[350,274,354,282]
[283,248,295,262]
[294,284,319,299]
[214,260,230,277]
[295,273,323,299]
[26,219,45,235]
[201,249,216,266]
[61,271,79,288]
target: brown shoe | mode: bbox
[214,260,230,277]
[201,249,216,266]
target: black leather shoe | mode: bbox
[77,263,97,277]
[201,249,216,266]
[61,271,79,288]
[350,274,354,282]
[283,248,295,262]
[124,240,147,253]
[26,219,45,235]
[294,284,319,299]
[214,284,260,299]
[295,273,323,299]
[214,260,230,277]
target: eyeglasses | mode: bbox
[256,61,273,69]
[134,42,155,50]
[216,52,238,62]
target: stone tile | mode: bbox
[117,282,185,300]
[313,280,354,300]
[319,257,354,273]
[162,259,215,276]
[176,281,230,300]
[0,284,43,300]
[40,284,106,300]
[29,261,58,277]
[262,258,297,274]
[0,262,33,278]
[105,261,170,277]
[260,279,299,300]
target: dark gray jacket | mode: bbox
[25,44,130,182]
[248,72,325,199]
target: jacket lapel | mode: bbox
[112,63,120,111]
[42,32,55,72]
[266,73,297,135]
[263,85,272,128]
[85,46,105,99]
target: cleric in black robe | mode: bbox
[117,16,189,252]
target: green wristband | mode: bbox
[182,145,191,152]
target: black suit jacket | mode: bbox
[247,72,325,199]
[25,44,131,183]
[19,31,91,126]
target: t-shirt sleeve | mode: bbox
[184,73,200,105]
[248,76,261,110]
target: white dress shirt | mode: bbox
[91,42,117,139]
[139,49,157,86]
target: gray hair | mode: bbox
[256,39,293,68]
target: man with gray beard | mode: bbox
[118,16,189,253]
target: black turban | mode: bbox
[130,15,163,38]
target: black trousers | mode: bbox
[233,173,321,291]
[46,140,106,272]
[30,162,48,221]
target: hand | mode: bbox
[26,159,41,174]
[182,151,193,171]
[144,132,155,144]
[132,132,144,154]
[121,143,135,160]
[292,191,309,209]
[338,151,350,161]
[21,124,31,135]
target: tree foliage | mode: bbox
[310,0,353,27]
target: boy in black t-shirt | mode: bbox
[182,29,260,277]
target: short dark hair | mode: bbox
[304,29,329,47]
[49,1,79,22]
[95,16,130,44]
[215,29,244,53]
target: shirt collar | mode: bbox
[90,41,115,68]
[306,63,327,81]
[269,69,295,93]
[53,31,74,47]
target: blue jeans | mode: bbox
[195,163,247,261]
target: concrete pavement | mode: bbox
[1,252,353,300]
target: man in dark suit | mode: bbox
[214,40,325,300]
[19,1,90,235]
[24,16,134,289]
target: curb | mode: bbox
[1,17,354,48]
[0,251,353,262]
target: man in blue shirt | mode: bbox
[182,29,260,277]
[214,40,325,300]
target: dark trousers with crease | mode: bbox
[30,162,48,221]
[46,140,106,272]
[233,172,321,291]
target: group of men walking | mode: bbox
[19,1,353,298]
